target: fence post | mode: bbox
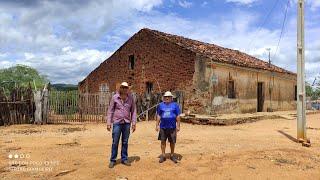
[146,105,149,121]
[34,91,42,124]
[42,87,49,124]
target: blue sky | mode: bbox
[0,0,319,84]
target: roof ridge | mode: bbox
[141,28,294,75]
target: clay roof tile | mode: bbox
[141,28,295,75]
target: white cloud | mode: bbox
[0,60,14,68]
[201,1,208,7]
[121,0,163,12]
[24,53,35,60]
[226,0,259,5]
[0,0,318,85]
[178,0,193,8]
[0,53,8,58]
[62,46,73,53]
[14,48,113,84]
[311,0,320,10]
[0,0,163,83]
[309,0,320,10]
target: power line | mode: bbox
[247,0,280,49]
[312,77,317,86]
[272,0,290,59]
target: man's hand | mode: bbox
[176,126,180,132]
[156,125,159,132]
[107,125,111,132]
[132,124,136,133]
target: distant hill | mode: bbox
[51,83,78,91]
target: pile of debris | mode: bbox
[181,110,320,126]
[180,113,280,126]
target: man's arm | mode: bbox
[106,96,115,131]
[176,115,181,132]
[156,115,161,131]
[155,105,161,131]
[176,103,181,132]
[131,96,137,132]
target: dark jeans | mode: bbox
[110,123,131,162]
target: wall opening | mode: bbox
[146,82,153,94]
[99,83,109,106]
[129,55,135,70]
[99,83,109,92]
[228,80,235,99]
[257,82,265,112]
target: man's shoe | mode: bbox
[121,160,131,166]
[109,161,115,168]
[170,156,178,163]
[159,156,166,163]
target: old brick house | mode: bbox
[79,28,297,114]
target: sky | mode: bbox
[0,0,319,84]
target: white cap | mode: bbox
[120,82,129,87]
[163,91,174,97]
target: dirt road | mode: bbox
[0,113,319,180]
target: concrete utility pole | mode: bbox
[266,48,272,112]
[297,0,307,140]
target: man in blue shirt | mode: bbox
[156,91,181,163]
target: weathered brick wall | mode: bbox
[177,55,297,114]
[79,29,297,114]
[78,29,196,94]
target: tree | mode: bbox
[305,82,320,100]
[0,65,48,92]
[306,84,313,97]
[314,88,320,100]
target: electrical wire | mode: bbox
[247,0,281,49]
[272,0,290,59]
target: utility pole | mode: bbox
[297,0,306,140]
[266,48,272,112]
[266,48,271,65]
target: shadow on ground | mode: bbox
[277,130,298,143]
[114,156,141,165]
[157,153,183,161]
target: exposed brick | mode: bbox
[78,28,297,115]
[79,28,196,94]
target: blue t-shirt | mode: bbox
[157,102,181,129]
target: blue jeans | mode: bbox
[110,123,131,162]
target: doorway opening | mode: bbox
[129,55,135,70]
[257,82,265,112]
[146,82,153,94]
[228,80,235,99]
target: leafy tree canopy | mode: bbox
[0,64,48,92]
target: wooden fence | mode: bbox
[48,91,111,123]
[48,90,184,123]
[0,86,35,126]
[0,88,184,125]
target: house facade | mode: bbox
[79,28,297,114]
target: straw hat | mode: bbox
[163,91,174,97]
[120,82,129,87]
